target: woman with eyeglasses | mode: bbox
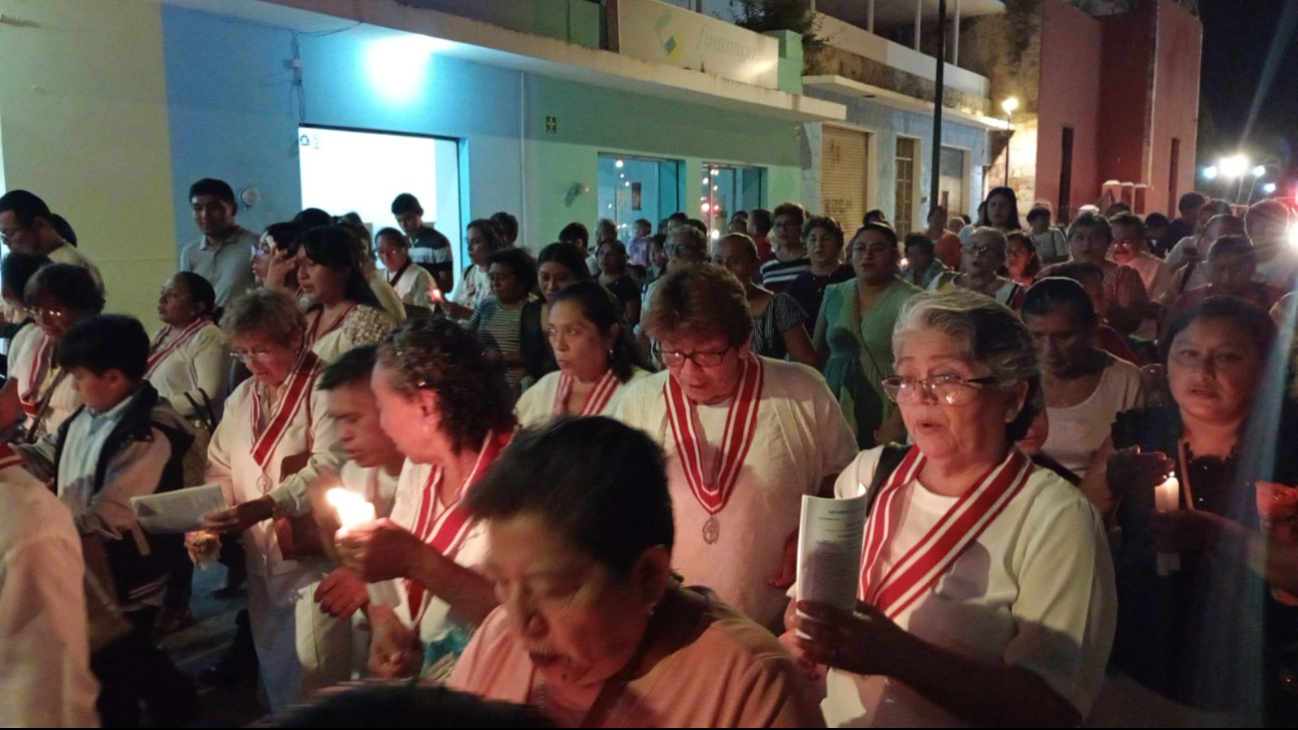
[514,281,651,428]
[788,289,1116,727]
[199,288,351,711]
[0,263,103,441]
[614,264,858,632]
[814,223,921,449]
[929,227,1025,309]
[296,225,394,364]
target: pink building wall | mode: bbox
[1144,0,1202,215]
[1098,3,1154,186]
[1036,0,1102,219]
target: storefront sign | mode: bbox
[608,0,779,90]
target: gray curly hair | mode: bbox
[892,290,1041,441]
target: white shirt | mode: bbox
[205,373,344,577]
[1041,358,1143,478]
[383,459,491,644]
[821,447,1117,726]
[368,272,408,325]
[1164,235,1200,271]
[1033,228,1069,261]
[1257,251,1298,290]
[451,264,491,312]
[1110,252,1170,340]
[8,323,81,438]
[47,242,105,293]
[614,359,858,629]
[337,459,399,521]
[0,463,99,727]
[386,263,435,310]
[147,321,230,422]
[514,368,652,428]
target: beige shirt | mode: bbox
[449,589,825,728]
[0,462,99,727]
[615,359,859,630]
[515,368,651,429]
[48,241,105,293]
[146,321,230,421]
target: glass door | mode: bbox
[702,163,765,239]
[598,154,682,241]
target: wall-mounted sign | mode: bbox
[608,0,779,90]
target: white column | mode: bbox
[914,0,922,50]
[868,0,876,33]
[953,0,962,65]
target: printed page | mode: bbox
[796,492,869,612]
[131,484,227,533]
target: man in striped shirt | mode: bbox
[757,202,811,293]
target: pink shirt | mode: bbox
[449,589,824,728]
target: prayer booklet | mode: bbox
[131,484,227,533]
[796,491,869,613]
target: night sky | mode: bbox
[1198,0,1298,172]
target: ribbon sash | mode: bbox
[405,431,511,621]
[663,356,764,517]
[305,304,355,347]
[249,350,322,472]
[145,319,210,378]
[551,370,620,417]
[858,448,1033,619]
[19,334,56,418]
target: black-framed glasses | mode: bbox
[653,343,731,368]
[881,374,999,405]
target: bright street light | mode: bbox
[1219,154,1249,179]
[1203,166,1219,180]
[1001,97,1019,115]
[1264,182,1278,194]
[1253,165,1267,178]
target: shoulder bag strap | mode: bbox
[865,444,913,516]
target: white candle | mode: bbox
[1154,474,1181,575]
[327,488,376,530]
[325,487,399,606]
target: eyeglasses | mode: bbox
[881,374,999,405]
[231,349,279,364]
[965,244,1001,258]
[654,343,731,368]
[30,306,71,321]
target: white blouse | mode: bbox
[514,368,652,428]
[146,320,231,422]
[7,323,80,439]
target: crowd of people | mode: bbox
[1,177,1297,728]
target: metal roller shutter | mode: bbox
[820,126,870,231]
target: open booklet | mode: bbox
[796,491,869,613]
[131,484,227,533]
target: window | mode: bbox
[598,154,681,241]
[1168,138,1180,215]
[939,147,967,219]
[895,137,919,236]
[702,164,764,239]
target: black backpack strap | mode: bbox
[864,444,913,516]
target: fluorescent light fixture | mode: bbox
[365,35,449,104]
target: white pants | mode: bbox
[246,566,353,712]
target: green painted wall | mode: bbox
[526,75,803,242]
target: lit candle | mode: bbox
[1154,474,1181,575]
[326,487,399,607]
[327,488,375,529]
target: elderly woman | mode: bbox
[1021,278,1143,479]
[929,227,1025,308]
[1084,298,1297,724]
[791,289,1117,727]
[449,417,824,727]
[335,317,514,680]
[714,232,818,368]
[1039,212,1152,335]
[616,264,857,631]
[0,264,103,441]
[515,282,652,427]
[816,223,921,448]
[375,227,435,315]
[787,215,854,324]
[297,225,394,362]
[200,289,349,711]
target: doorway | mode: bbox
[598,154,682,241]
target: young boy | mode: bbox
[15,313,197,726]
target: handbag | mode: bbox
[271,390,324,560]
[181,389,218,488]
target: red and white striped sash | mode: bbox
[663,355,764,518]
[304,304,355,348]
[146,318,211,378]
[551,370,620,417]
[405,430,511,622]
[859,448,1034,620]
[19,334,55,418]
[249,349,323,472]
